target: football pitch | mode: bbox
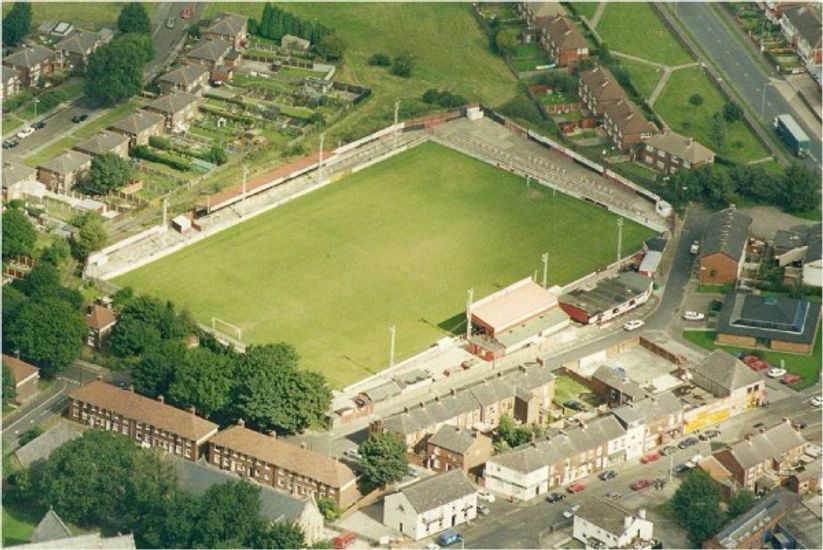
[116,142,655,388]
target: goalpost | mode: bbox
[211,317,243,343]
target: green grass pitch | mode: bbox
[116,142,655,388]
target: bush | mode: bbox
[689,93,704,106]
[131,145,191,171]
[391,52,414,78]
[206,146,228,165]
[37,89,68,112]
[723,101,744,123]
[149,136,172,150]
[498,96,543,125]
[367,53,391,66]
[420,89,468,108]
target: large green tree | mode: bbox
[357,431,408,490]
[2,207,37,259]
[71,212,107,260]
[109,316,163,358]
[255,522,305,549]
[86,153,134,194]
[2,1,32,47]
[168,348,235,418]
[131,340,188,397]
[191,481,263,549]
[2,363,16,407]
[781,163,821,213]
[117,2,152,35]
[728,490,755,519]
[85,33,154,105]
[670,469,726,546]
[5,297,85,378]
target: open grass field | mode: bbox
[203,3,518,141]
[2,2,157,31]
[596,3,692,66]
[569,3,599,20]
[683,329,822,390]
[656,67,769,163]
[619,58,664,99]
[117,142,654,388]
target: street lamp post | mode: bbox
[33,98,40,120]
[760,83,772,120]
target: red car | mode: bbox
[743,355,769,372]
[630,479,652,491]
[781,374,802,385]
[641,452,661,464]
[180,6,192,19]
[567,482,586,494]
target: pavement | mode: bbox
[667,2,822,165]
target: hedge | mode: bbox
[132,145,191,171]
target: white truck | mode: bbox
[689,240,700,255]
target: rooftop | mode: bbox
[15,421,81,468]
[643,130,715,164]
[690,350,762,396]
[2,354,39,387]
[55,29,100,54]
[86,304,117,331]
[73,130,129,156]
[205,13,249,37]
[700,206,752,262]
[725,421,807,469]
[543,15,589,51]
[158,63,209,86]
[110,110,164,135]
[471,278,559,334]
[31,509,72,543]
[4,45,56,69]
[716,292,821,345]
[783,4,822,50]
[396,469,476,513]
[69,380,219,442]
[428,425,480,454]
[187,39,232,62]
[560,271,651,316]
[712,489,800,549]
[579,66,625,104]
[37,150,92,176]
[574,499,640,537]
[146,91,200,115]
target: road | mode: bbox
[670,2,822,164]
[144,2,207,80]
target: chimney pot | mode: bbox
[189,406,196,414]
[97,375,103,381]
[435,395,441,402]
[300,441,307,449]
[450,388,456,396]
[158,394,165,403]
[638,508,646,520]
[404,406,410,414]
[128,385,135,393]
[237,418,245,427]
[745,434,752,442]
[783,417,792,426]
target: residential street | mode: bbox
[669,2,822,164]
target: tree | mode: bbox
[670,469,725,546]
[18,426,43,446]
[728,490,755,519]
[71,212,107,260]
[118,2,152,35]
[19,262,62,298]
[206,146,228,166]
[391,52,415,78]
[109,316,163,357]
[495,415,535,450]
[255,522,306,549]
[358,431,408,490]
[168,348,235,418]
[722,101,744,123]
[131,340,188,397]
[191,481,263,548]
[2,1,32,47]
[2,207,37,259]
[316,33,344,61]
[86,153,134,194]
[2,363,16,407]
[188,23,201,39]
[368,53,391,67]
[780,163,821,213]
[138,490,201,549]
[41,238,72,268]
[494,27,519,56]
[5,297,85,378]
[85,34,154,105]
[710,112,727,148]
[689,93,704,106]
[317,497,341,521]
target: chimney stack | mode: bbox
[638,508,646,520]
[128,385,135,393]
[745,434,752,442]
[450,388,457,396]
[97,375,103,381]
[624,516,633,530]
[158,395,165,403]
[404,406,410,414]
[237,418,245,427]
[300,441,307,449]
[189,406,196,415]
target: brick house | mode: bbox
[36,150,92,192]
[3,45,56,87]
[715,292,821,354]
[703,489,801,549]
[639,130,715,173]
[109,110,165,147]
[2,65,21,100]
[85,304,118,350]
[578,66,624,115]
[203,13,249,50]
[144,92,202,131]
[73,130,130,159]
[157,63,209,94]
[540,15,590,68]
[208,422,359,508]
[518,2,565,29]
[2,163,37,202]
[780,4,822,66]
[425,425,493,475]
[697,206,752,285]
[67,380,220,460]
[602,98,654,151]
[611,391,684,460]
[186,39,233,70]
[55,29,102,72]
[786,456,821,495]
[2,354,40,405]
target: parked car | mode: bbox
[343,448,360,460]
[406,467,420,478]
[2,139,18,149]
[180,5,191,18]
[546,492,566,503]
[699,429,721,441]
[476,504,490,516]
[767,367,788,378]
[477,490,496,503]
[689,241,700,254]
[674,463,690,474]
[562,504,581,518]
[811,396,823,407]
[32,120,46,130]
[598,470,617,481]
[793,421,807,430]
[562,400,586,411]
[166,16,176,28]
[71,113,88,123]
[683,311,705,321]
[659,445,677,456]
[641,452,661,464]
[677,437,699,449]
[332,532,356,550]
[437,530,463,548]
[743,355,770,371]
[623,320,645,331]
[781,374,802,385]
[566,483,586,494]
[16,126,35,139]
[686,454,704,468]
[630,479,652,491]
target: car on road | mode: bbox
[641,452,661,464]
[562,504,581,519]
[16,126,35,139]
[566,482,586,494]
[2,139,18,149]
[678,437,699,449]
[686,454,704,468]
[674,463,691,474]
[598,470,617,481]
[546,492,566,503]
[630,479,652,491]
[180,5,192,18]
[437,530,462,548]
[699,429,721,441]
[623,320,645,331]
[743,355,770,371]
[32,120,47,130]
[562,400,586,411]
[477,490,495,503]
[690,241,700,254]
[406,467,420,478]
[659,445,677,456]
[683,311,705,321]
[767,367,788,378]
[812,396,823,407]
[605,492,622,501]
[476,504,490,516]
[166,16,176,28]
[71,113,88,123]
[781,374,802,385]
[343,448,360,460]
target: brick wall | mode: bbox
[770,340,813,355]
[716,333,757,348]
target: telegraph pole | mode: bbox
[161,195,169,246]
[393,100,401,150]
[389,325,396,368]
[241,164,248,217]
[465,288,474,339]
[541,252,549,288]
[617,217,624,262]
[318,133,325,182]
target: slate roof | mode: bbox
[690,350,762,396]
[716,292,821,345]
[73,131,129,156]
[645,236,668,253]
[579,66,624,105]
[643,130,715,164]
[362,380,401,403]
[544,15,588,51]
[560,272,652,317]
[55,30,100,54]
[110,111,164,135]
[612,390,683,426]
[783,4,822,49]
[428,425,479,454]
[803,223,821,263]
[208,424,356,488]
[574,499,636,536]
[700,206,752,262]
[592,365,647,401]
[725,422,807,469]
[158,63,209,87]
[4,45,56,69]
[777,496,823,550]
[792,456,822,482]
[773,229,805,254]
[205,13,248,37]
[16,533,136,549]
[397,469,476,513]
[3,65,18,82]
[604,99,653,136]
[712,489,800,549]
[187,39,232,62]
[69,380,219,442]
[31,509,72,543]
[15,422,81,468]
[37,150,92,176]
[2,354,39,386]
[146,91,200,115]
[524,2,565,21]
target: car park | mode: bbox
[683,311,705,321]
[567,482,586,494]
[598,470,617,481]
[641,452,660,464]
[659,445,677,456]
[476,504,490,516]
[623,320,645,331]
[767,367,787,378]
[812,396,823,407]
[546,492,566,503]
[630,479,652,491]
[677,437,699,449]
[32,120,47,130]
[562,504,581,519]
[781,374,801,385]
[477,490,495,503]
[16,127,35,139]
[699,429,721,441]
[71,113,88,123]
